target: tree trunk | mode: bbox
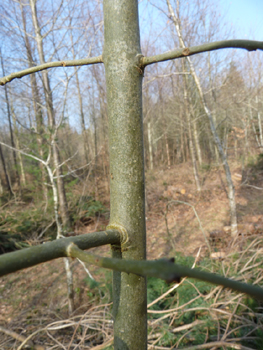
[29,0,70,230]
[103,0,147,348]
[147,120,154,170]
[0,51,20,189]
[29,0,74,313]
[20,0,48,202]
[0,143,12,196]
[69,29,90,165]
[182,60,201,191]
[256,95,263,148]
[10,98,26,186]
[0,177,3,195]
[165,133,171,169]
[192,113,202,166]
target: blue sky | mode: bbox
[221,0,263,40]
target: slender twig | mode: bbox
[67,244,263,301]
[148,295,201,315]
[243,183,263,190]
[17,328,47,350]
[0,55,103,85]
[77,258,95,280]
[141,40,263,67]
[147,247,201,308]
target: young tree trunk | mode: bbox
[10,104,26,186]
[29,0,70,230]
[165,133,171,169]
[103,0,147,348]
[182,60,201,191]
[0,51,20,189]
[20,0,48,202]
[0,143,12,196]
[256,95,263,148]
[179,108,186,162]
[91,104,99,200]
[147,120,154,170]
[29,0,74,313]
[192,114,202,166]
[69,29,90,165]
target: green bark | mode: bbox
[103,0,147,348]
[68,244,263,302]
[0,230,120,277]
[0,56,103,85]
[142,40,263,67]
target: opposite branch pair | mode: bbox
[1,40,263,86]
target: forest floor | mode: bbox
[1,159,263,348]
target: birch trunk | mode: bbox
[29,0,74,313]
[20,0,48,203]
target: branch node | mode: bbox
[183,48,190,56]
[106,223,129,247]
[66,242,75,257]
[133,54,145,75]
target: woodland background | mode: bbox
[0,0,263,349]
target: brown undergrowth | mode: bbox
[0,161,263,349]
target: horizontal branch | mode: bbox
[0,55,103,85]
[141,40,263,66]
[68,244,263,302]
[0,230,120,277]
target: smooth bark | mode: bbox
[68,244,263,302]
[0,56,103,86]
[141,40,263,67]
[0,230,120,277]
[103,0,147,348]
